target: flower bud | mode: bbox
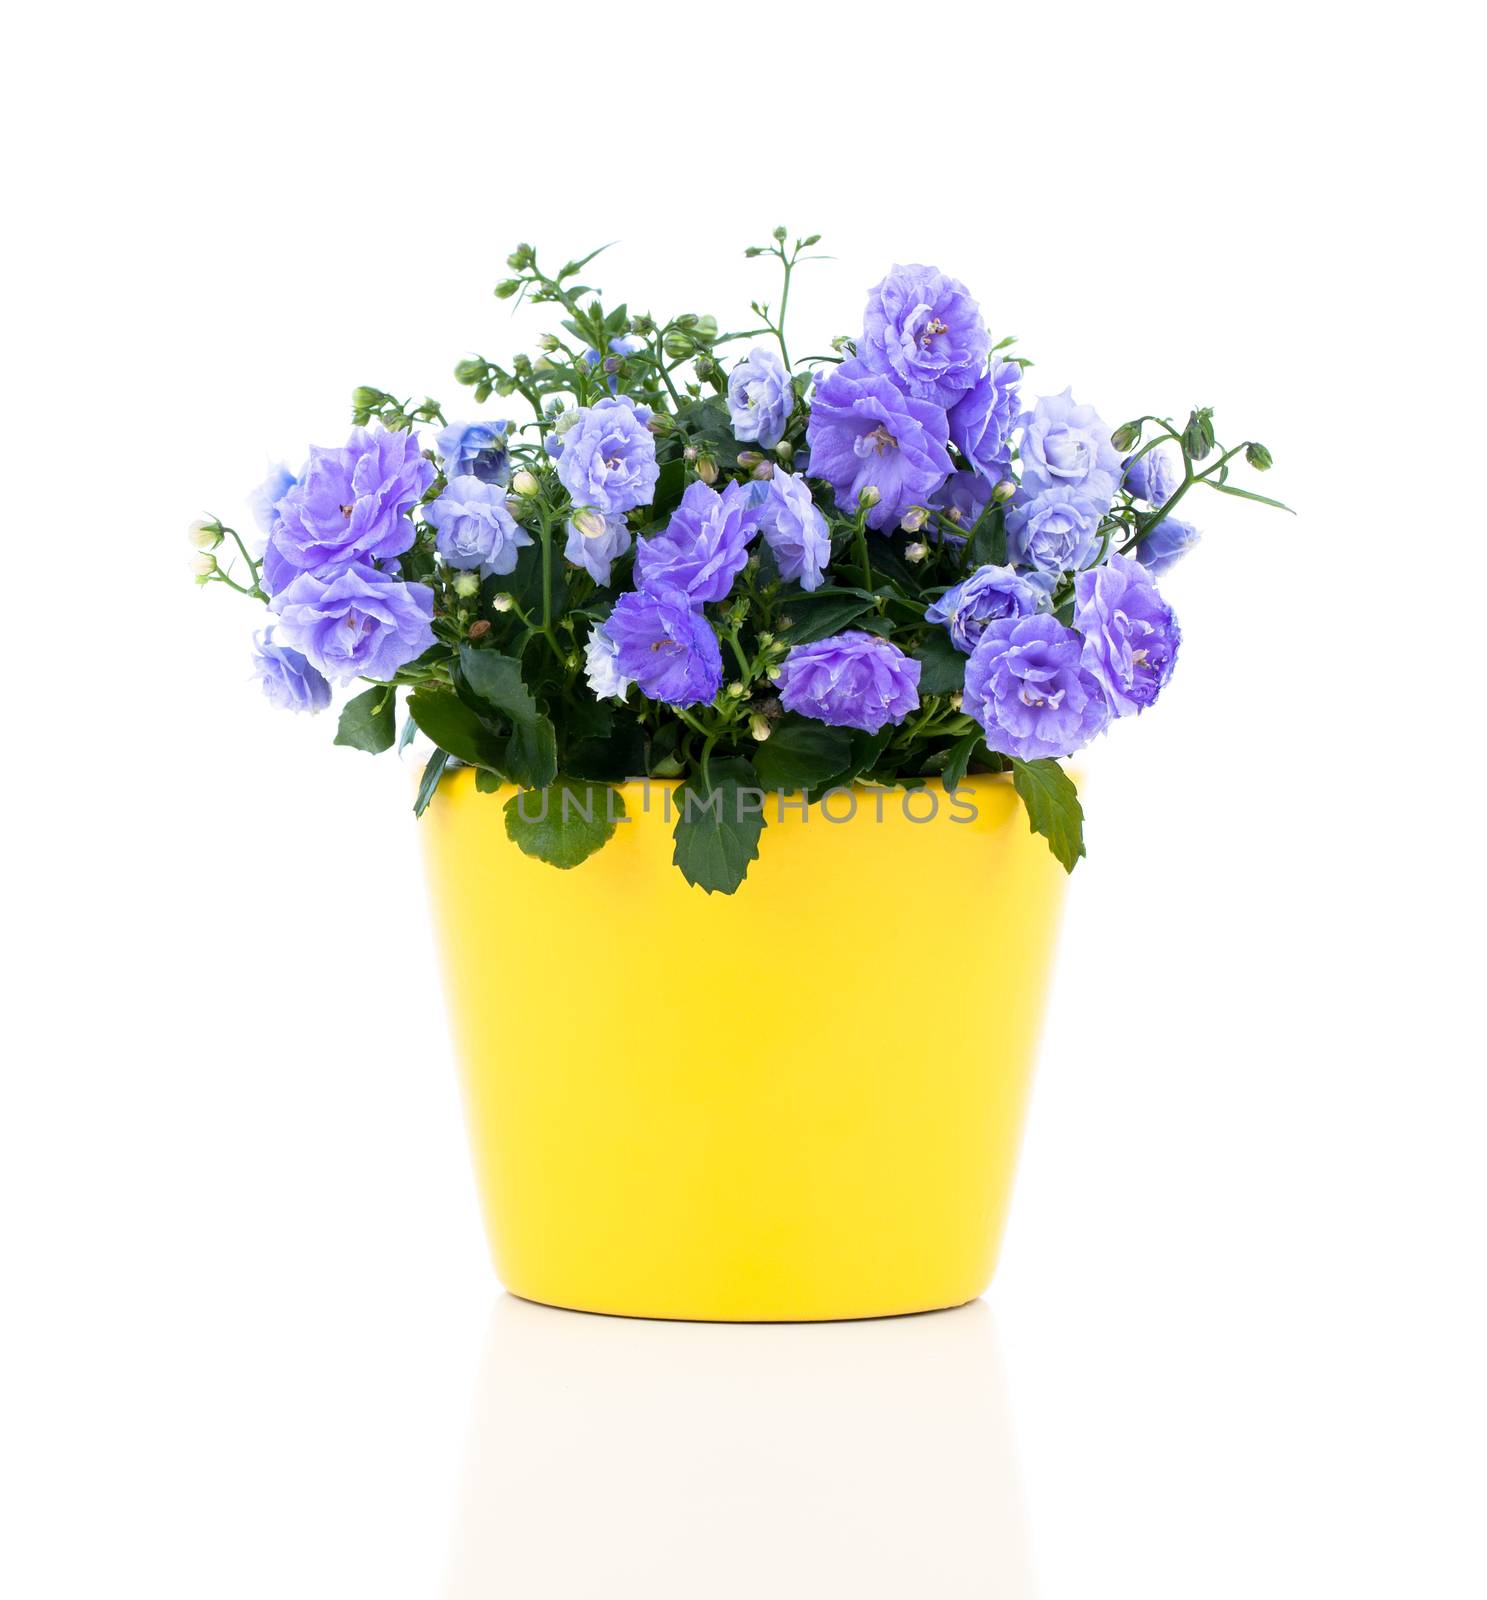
[468,618,492,640]
[351,386,385,411]
[188,518,223,550]
[537,333,561,352]
[647,413,673,435]
[1182,407,1216,461]
[683,445,699,462]
[737,450,764,470]
[858,486,881,510]
[695,456,719,485]
[751,460,775,480]
[774,439,794,462]
[454,358,486,385]
[533,356,555,373]
[749,713,772,742]
[1111,421,1143,453]
[572,507,606,540]
[452,571,481,598]
[949,692,963,712]
[756,631,774,648]
[491,593,514,613]
[674,313,700,330]
[494,279,522,300]
[189,551,217,577]
[695,315,718,342]
[512,470,540,497]
[727,680,746,699]
[899,505,928,534]
[1245,441,1273,471]
[992,478,1016,504]
[506,243,534,270]
[905,541,929,564]
[663,332,696,359]
[772,225,787,242]
[512,352,533,376]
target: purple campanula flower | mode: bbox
[859,264,990,405]
[925,564,1046,654]
[928,470,994,535]
[1134,515,1201,577]
[775,629,921,735]
[947,358,1020,484]
[963,614,1110,761]
[247,462,299,556]
[266,425,434,583]
[425,476,532,573]
[269,561,435,684]
[1005,484,1106,577]
[606,587,723,708]
[806,361,952,530]
[634,480,759,606]
[583,623,634,702]
[1019,388,1123,506]
[434,419,511,485]
[556,395,659,515]
[756,470,830,591]
[1073,553,1181,717]
[726,346,793,449]
[251,627,331,714]
[564,508,633,586]
[1122,445,1180,506]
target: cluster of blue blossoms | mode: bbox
[239,260,1204,770]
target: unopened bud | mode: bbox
[512,470,540,497]
[750,713,772,741]
[774,439,794,462]
[683,445,699,462]
[772,225,787,242]
[452,571,480,598]
[491,593,514,613]
[751,460,774,480]
[695,456,719,485]
[494,279,522,300]
[572,507,606,540]
[455,358,487,385]
[992,478,1016,504]
[1245,441,1273,471]
[506,243,534,271]
[188,518,223,550]
[737,450,764,470]
[949,692,963,712]
[756,631,774,648]
[468,619,492,639]
[537,333,561,352]
[858,486,881,510]
[727,680,746,698]
[1111,421,1142,453]
[189,551,217,577]
[351,385,384,411]
[905,541,929,564]
[900,505,928,533]
[663,332,695,359]
[533,356,555,373]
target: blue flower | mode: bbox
[928,470,994,536]
[1122,446,1179,506]
[859,264,990,405]
[583,623,634,702]
[556,396,659,515]
[564,508,632,586]
[925,564,1046,653]
[269,562,435,684]
[805,360,952,530]
[266,425,434,584]
[1005,484,1106,577]
[634,480,759,606]
[434,420,511,485]
[776,629,921,734]
[247,462,299,548]
[606,587,723,708]
[251,627,331,714]
[1134,516,1201,577]
[947,358,1019,484]
[1018,388,1123,506]
[425,476,532,573]
[726,346,793,449]
[963,614,1109,761]
[1073,553,1180,717]
[756,470,830,591]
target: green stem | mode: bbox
[536,513,565,663]
[774,248,794,369]
[855,519,873,591]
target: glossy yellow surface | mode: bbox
[420,770,1069,1321]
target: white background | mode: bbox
[3,3,1483,1595]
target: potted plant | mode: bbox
[192,231,1285,1320]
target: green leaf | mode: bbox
[567,723,646,784]
[456,644,542,724]
[913,629,968,695]
[474,768,503,793]
[752,716,853,792]
[672,764,766,895]
[1204,481,1295,513]
[503,778,625,869]
[504,716,559,789]
[806,727,892,803]
[776,595,874,645]
[969,505,1007,567]
[334,686,396,754]
[406,688,508,773]
[941,731,984,792]
[1009,757,1085,873]
[413,749,450,817]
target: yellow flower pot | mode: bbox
[420,769,1069,1321]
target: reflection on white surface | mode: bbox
[445,1295,1036,1598]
